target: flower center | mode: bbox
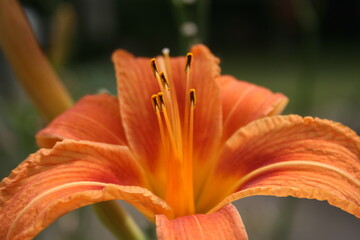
[150,50,196,217]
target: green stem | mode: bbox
[93,201,146,240]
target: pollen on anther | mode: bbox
[157,92,166,110]
[160,72,170,90]
[151,94,159,112]
[189,89,196,107]
[150,58,159,76]
[185,53,193,71]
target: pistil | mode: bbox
[162,48,173,81]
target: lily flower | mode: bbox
[1,44,360,240]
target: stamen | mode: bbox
[157,93,178,157]
[159,71,176,141]
[188,89,196,163]
[151,58,167,95]
[183,52,193,146]
[189,88,196,108]
[185,53,193,72]
[185,53,193,95]
[157,92,165,109]
[151,94,166,147]
[160,72,170,90]
[151,94,159,112]
[159,72,177,137]
[184,88,196,213]
[150,58,159,77]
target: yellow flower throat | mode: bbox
[150,50,196,217]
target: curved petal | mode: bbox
[197,115,360,219]
[0,140,172,240]
[112,49,161,171]
[156,204,248,240]
[112,49,169,198]
[36,94,127,148]
[217,75,288,142]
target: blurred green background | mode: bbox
[0,0,360,239]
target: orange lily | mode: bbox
[1,44,360,240]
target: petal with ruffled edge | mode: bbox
[36,94,127,148]
[156,204,248,240]
[197,115,360,219]
[0,140,172,240]
[217,75,288,142]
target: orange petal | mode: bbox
[36,94,127,148]
[156,204,248,240]
[198,115,360,219]
[112,49,161,172]
[218,75,288,142]
[112,49,169,197]
[0,140,172,240]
